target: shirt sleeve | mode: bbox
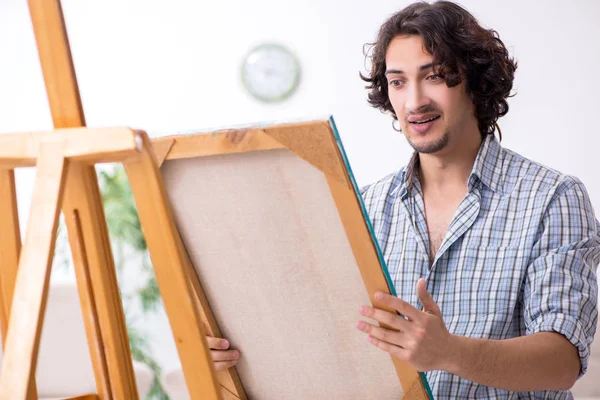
[524,178,600,378]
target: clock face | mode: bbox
[241,43,301,103]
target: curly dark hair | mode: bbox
[360,1,517,139]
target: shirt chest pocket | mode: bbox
[445,246,529,317]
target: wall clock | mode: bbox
[241,43,301,103]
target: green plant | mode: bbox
[98,164,168,399]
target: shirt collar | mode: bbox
[469,133,504,195]
[396,152,420,199]
[394,134,505,199]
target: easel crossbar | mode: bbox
[0,128,142,168]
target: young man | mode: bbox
[208,1,599,398]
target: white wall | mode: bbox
[1,0,599,377]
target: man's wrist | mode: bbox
[441,333,467,374]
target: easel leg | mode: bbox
[61,166,139,399]
[124,134,222,400]
[0,141,68,399]
[0,169,38,400]
[0,169,21,336]
[70,209,112,398]
[27,0,140,396]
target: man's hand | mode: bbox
[355,278,455,372]
[206,336,240,370]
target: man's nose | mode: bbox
[405,84,431,114]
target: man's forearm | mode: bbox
[444,332,580,392]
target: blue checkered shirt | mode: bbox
[360,134,600,399]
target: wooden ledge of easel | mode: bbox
[0,127,144,168]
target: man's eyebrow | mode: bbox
[385,63,434,76]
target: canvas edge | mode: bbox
[326,116,434,400]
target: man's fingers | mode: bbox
[356,320,405,347]
[214,360,238,371]
[416,278,442,317]
[372,292,422,320]
[359,304,412,331]
[367,335,408,360]
[206,336,230,350]
[211,349,240,362]
[206,336,240,370]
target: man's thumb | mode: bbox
[417,278,441,317]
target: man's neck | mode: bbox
[418,135,483,194]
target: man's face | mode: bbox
[385,35,477,154]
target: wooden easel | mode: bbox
[0,1,222,399]
[0,1,433,399]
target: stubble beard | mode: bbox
[406,130,450,154]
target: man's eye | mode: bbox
[389,79,404,87]
[427,74,441,81]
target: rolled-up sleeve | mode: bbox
[524,179,600,377]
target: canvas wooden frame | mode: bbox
[151,118,433,399]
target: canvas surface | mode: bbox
[161,148,403,399]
